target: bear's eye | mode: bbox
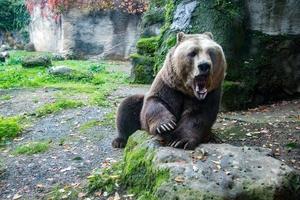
[188,50,197,57]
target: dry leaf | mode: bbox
[13,194,22,200]
[174,176,185,183]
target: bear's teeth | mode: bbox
[196,85,200,92]
[199,88,207,94]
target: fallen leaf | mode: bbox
[78,192,86,198]
[60,166,72,172]
[174,176,185,183]
[114,192,121,200]
[13,194,22,200]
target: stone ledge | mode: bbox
[125,131,300,200]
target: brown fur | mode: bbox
[112,32,227,150]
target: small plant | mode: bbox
[88,163,122,194]
[36,99,83,117]
[79,120,101,133]
[0,117,22,141]
[13,141,50,155]
[0,94,12,101]
[46,184,81,200]
[89,64,106,73]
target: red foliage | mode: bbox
[25,0,148,17]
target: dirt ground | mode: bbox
[0,82,299,199]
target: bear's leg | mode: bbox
[141,98,177,138]
[112,94,144,148]
[168,115,213,150]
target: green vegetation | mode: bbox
[36,99,84,117]
[80,110,116,133]
[13,141,50,155]
[88,132,169,199]
[136,37,159,55]
[46,185,80,200]
[0,94,11,100]
[0,0,30,40]
[0,116,22,141]
[0,50,128,107]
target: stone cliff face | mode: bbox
[132,0,300,110]
[29,6,141,59]
[246,0,300,35]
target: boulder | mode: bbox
[21,55,52,68]
[48,65,93,81]
[24,42,35,52]
[48,66,73,76]
[121,131,300,200]
[0,44,11,52]
[170,0,198,31]
[0,51,9,62]
[51,53,65,61]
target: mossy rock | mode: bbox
[21,55,52,68]
[222,81,253,111]
[88,131,170,199]
[137,37,159,55]
[131,54,155,84]
[89,131,300,199]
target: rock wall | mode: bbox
[246,0,300,35]
[132,0,300,110]
[29,6,62,53]
[29,6,141,60]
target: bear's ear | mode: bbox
[177,32,185,43]
[203,32,213,40]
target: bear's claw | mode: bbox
[168,138,198,150]
[156,120,176,134]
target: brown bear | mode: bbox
[112,32,227,150]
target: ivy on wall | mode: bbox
[25,0,149,17]
[0,0,30,31]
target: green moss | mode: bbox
[222,81,253,110]
[0,116,22,141]
[131,54,155,84]
[79,120,101,133]
[88,132,169,199]
[36,99,84,117]
[0,94,11,100]
[13,141,50,155]
[137,37,159,55]
[142,8,165,27]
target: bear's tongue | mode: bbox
[194,76,208,100]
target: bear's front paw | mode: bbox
[156,120,176,134]
[169,138,199,150]
[112,137,127,148]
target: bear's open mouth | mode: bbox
[194,75,208,100]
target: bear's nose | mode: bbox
[198,62,211,74]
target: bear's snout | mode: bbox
[198,62,211,75]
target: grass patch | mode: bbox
[0,116,22,141]
[100,111,116,127]
[0,50,129,107]
[79,120,101,133]
[13,141,50,155]
[80,110,116,133]
[36,99,84,117]
[88,132,169,199]
[0,94,11,101]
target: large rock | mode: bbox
[0,51,9,62]
[29,3,141,60]
[123,131,300,200]
[48,66,73,75]
[24,42,35,52]
[21,55,52,68]
[170,0,198,31]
